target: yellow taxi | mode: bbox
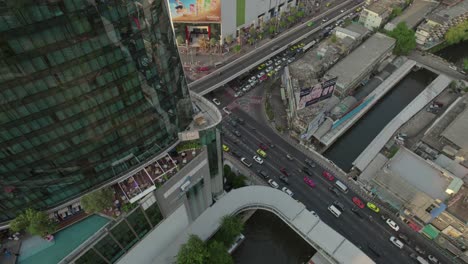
[267,71,275,77]
[366,202,380,213]
[222,144,230,152]
[256,149,267,158]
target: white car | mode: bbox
[256,71,265,78]
[234,91,243,98]
[253,155,264,164]
[240,157,252,168]
[389,236,404,249]
[340,9,344,13]
[242,84,251,92]
[265,60,273,66]
[275,66,282,72]
[268,179,279,189]
[248,76,257,83]
[266,66,274,72]
[386,219,400,231]
[428,255,438,263]
[287,57,295,63]
[222,107,231,115]
[274,60,282,66]
[212,98,220,106]
[282,187,293,197]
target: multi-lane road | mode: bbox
[189,0,365,94]
[219,107,451,264]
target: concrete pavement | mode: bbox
[409,50,468,81]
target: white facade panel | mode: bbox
[221,0,236,42]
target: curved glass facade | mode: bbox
[0,0,192,222]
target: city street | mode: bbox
[189,0,364,94]
[218,108,453,264]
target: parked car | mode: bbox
[268,179,279,189]
[352,207,364,219]
[303,176,316,188]
[257,63,266,70]
[256,71,266,79]
[282,187,293,197]
[234,130,241,137]
[212,98,221,105]
[253,155,264,164]
[302,167,313,176]
[248,76,257,83]
[232,150,242,158]
[265,60,273,66]
[386,219,400,231]
[236,117,245,125]
[398,233,410,244]
[259,75,268,81]
[352,197,365,209]
[222,144,230,152]
[286,154,294,161]
[305,158,316,167]
[322,170,335,181]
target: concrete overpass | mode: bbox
[187,0,365,96]
[117,186,374,264]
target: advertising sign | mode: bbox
[297,77,337,110]
[301,112,327,140]
[168,0,221,23]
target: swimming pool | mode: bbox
[19,214,110,264]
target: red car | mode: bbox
[352,197,365,209]
[280,167,289,177]
[322,171,335,181]
[259,75,268,81]
[258,143,269,151]
[303,177,316,188]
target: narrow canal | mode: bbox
[324,68,437,171]
[233,210,316,264]
[435,41,468,66]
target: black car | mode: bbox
[302,167,313,176]
[232,150,242,158]
[257,170,269,179]
[305,158,316,168]
[398,233,410,243]
[279,175,289,184]
[351,207,364,219]
[234,130,241,137]
[236,117,245,125]
[367,244,383,257]
[333,201,345,211]
[329,186,340,196]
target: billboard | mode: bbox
[168,0,221,23]
[301,112,327,140]
[297,77,337,110]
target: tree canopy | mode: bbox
[81,187,114,214]
[207,241,234,264]
[445,20,468,45]
[386,22,416,55]
[10,208,56,237]
[177,235,209,264]
[224,165,247,189]
[213,215,244,247]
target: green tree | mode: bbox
[260,21,267,32]
[287,15,295,24]
[296,10,305,18]
[249,26,257,38]
[330,35,338,43]
[269,25,276,35]
[390,7,402,18]
[231,174,247,189]
[386,22,416,55]
[248,37,255,46]
[223,164,232,177]
[464,58,468,71]
[214,215,244,247]
[177,235,209,264]
[207,241,234,264]
[10,208,56,237]
[279,20,287,29]
[445,20,468,45]
[81,187,114,214]
[176,35,185,46]
[233,44,241,53]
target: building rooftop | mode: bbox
[387,148,452,200]
[446,185,468,222]
[385,0,438,30]
[325,33,396,92]
[366,1,392,15]
[428,0,468,24]
[346,23,370,37]
[441,107,468,150]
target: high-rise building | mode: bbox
[0,0,196,222]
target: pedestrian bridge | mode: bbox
[120,186,374,264]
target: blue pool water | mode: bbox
[19,214,110,264]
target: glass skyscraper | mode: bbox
[0,0,193,222]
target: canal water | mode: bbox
[435,41,468,66]
[324,68,437,171]
[233,210,316,264]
